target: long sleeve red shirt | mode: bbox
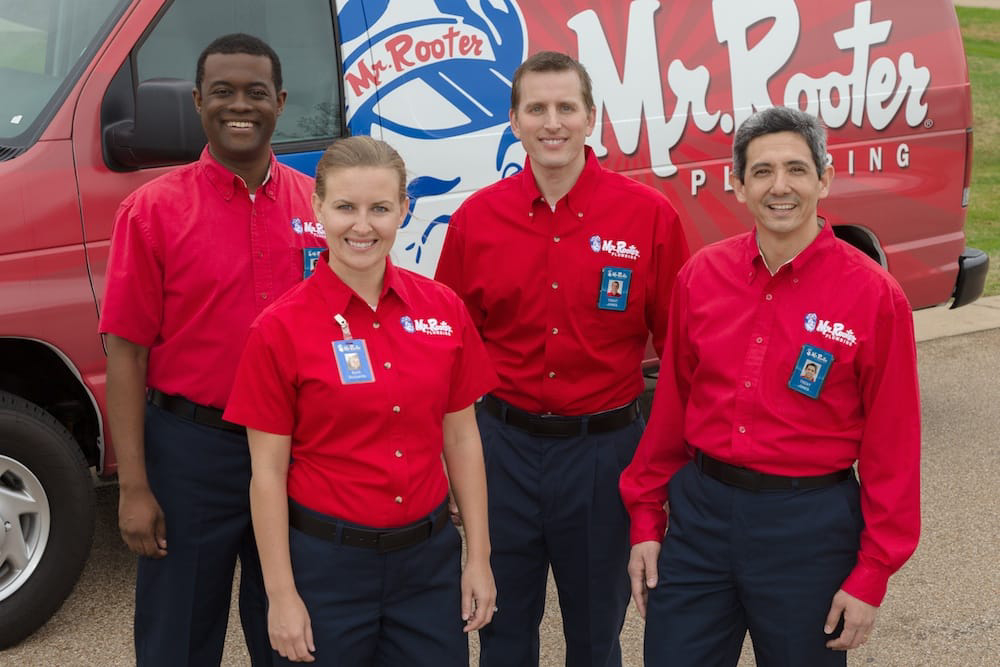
[620,222,921,606]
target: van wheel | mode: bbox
[0,391,95,648]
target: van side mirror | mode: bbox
[104,78,206,169]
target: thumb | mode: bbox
[824,597,844,634]
[155,513,167,550]
[644,550,659,589]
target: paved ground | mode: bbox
[3,297,999,666]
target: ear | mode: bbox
[586,106,596,137]
[730,169,746,203]
[818,164,834,200]
[192,87,202,113]
[276,89,287,116]
[311,191,323,219]
[509,108,521,140]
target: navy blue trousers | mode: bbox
[282,502,467,666]
[134,404,271,666]
[476,408,643,667]
[644,461,863,667]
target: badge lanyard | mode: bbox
[331,313,376,384]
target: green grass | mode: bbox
[958,7,1000,297]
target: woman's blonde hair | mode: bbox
[314,135,407,203]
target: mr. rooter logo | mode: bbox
[337,0,526,267]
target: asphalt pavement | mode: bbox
[2,295,999,666]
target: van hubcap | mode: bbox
[0,455,51,601]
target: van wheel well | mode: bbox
[833,225,885,267]
[0,339,100,467]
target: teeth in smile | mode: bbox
[542,139,564,144]
[226,121,253,128]
[770,203,795,210]
[346,239,376,249]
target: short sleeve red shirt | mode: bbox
[98,148,326,408]
[223,256,498,528]
[620,222,921,606]
[435,147,688,415]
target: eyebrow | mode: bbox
[749,158,811,170]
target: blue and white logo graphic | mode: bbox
[400,315,416,333]
[804,312,818,332]
[590,235,602,253]
[291,218,304,234]
[338,1,527,270]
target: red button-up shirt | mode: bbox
[223,256,498,528]
[435,147,688,415]
[99,148,325,408]
[620,222,921,606]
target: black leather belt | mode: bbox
[696,451,852,492]
[148,389,244,434]
[480,394,640,438]
[288,501,449,554]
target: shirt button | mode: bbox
[793,278,800,284]
[394,496,403,504]
[394,450,403,458]
[755,336,763,344]
[551,282,559,289]
[765,294,773,301]
[384,362,392,369]
[548,371,556,378]
[553,236,560,243]
[744,381,752,388]
[260,293,268,300]
[528,211,534,217]
[392,405,401,413]
[552,328,559,335]
[738,425,746,434]
[373,322,381,329]
[577,212,583,218]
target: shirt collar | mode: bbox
[744,218,835,283]
[519,145,601,218]
[311,251,411,315]
[198,146,280,201]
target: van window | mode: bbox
[0,0,127,147]
[135,0,341,147]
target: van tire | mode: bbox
[0,391,95,648]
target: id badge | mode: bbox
[788,344,834,399]
[598,267,632,311]
[303,247,325,279]
[332,339,375,384]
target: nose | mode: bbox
[229,91,253,111]
[543,107,560,131]
[352,213,374,233]
[770,170,791,194]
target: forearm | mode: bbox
[247,431,297,599]
[105,334,150,491]
[442,408,490,562]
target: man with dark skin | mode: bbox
[101,34,325,665]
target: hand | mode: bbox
[118,485,167,558]
[267,590,316,662]
[447,490,462,526]
[460,557,496,632]
[627,541,661,619]
[824,589,877,650]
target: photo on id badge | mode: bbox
[788,344,834,399]
[599,267,632,311]
[333,339,375,384]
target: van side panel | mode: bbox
[339,0,971,310]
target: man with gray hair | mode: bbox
[620,106,921,665]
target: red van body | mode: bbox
[0,0,987,648]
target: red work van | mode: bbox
[0,0,987,647]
